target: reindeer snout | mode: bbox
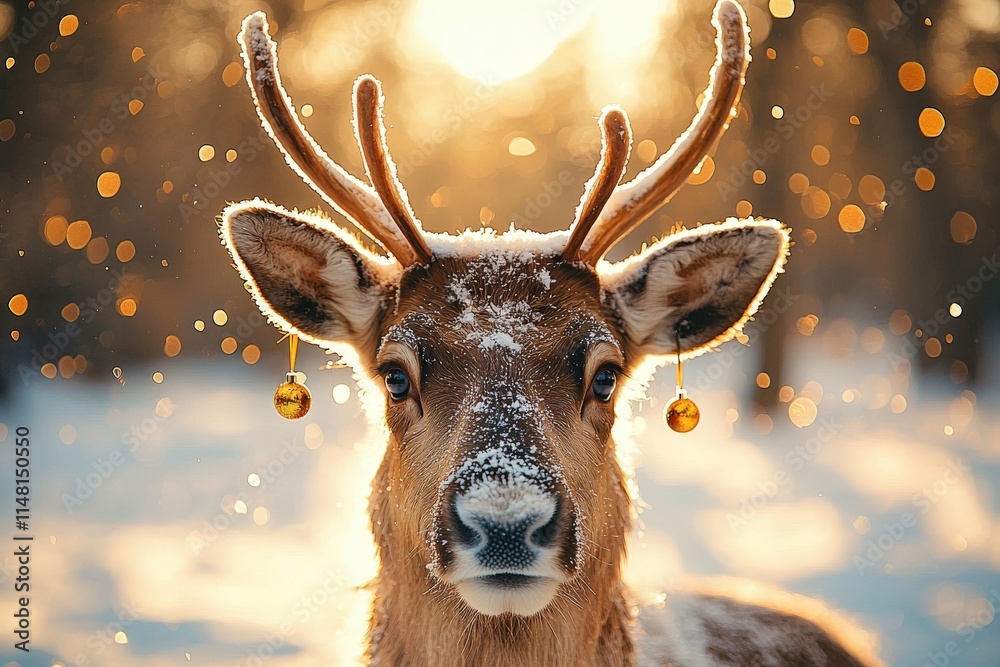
[449,489,563,570]
[437,464,578,577]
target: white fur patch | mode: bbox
[456,478,556,540]
[454,576,563,617]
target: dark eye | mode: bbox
[384,368,411,402]
[592,369,617,403]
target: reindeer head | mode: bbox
[221,1,788,619]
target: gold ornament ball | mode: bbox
[274,381,312,419]
[665,396,700,433]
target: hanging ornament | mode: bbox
[665,331,699,433]
[274,334,311,419]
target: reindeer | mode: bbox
[219,2,881,665]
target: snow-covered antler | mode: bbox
[353,76,433,264]
[564,0,751,264]
[238,12,428,266]
[562,107,632,262]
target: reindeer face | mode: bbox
[221,1,786,618]
[224,205,787,617]
[382,251,619,615]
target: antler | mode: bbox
[564,0,751,264]
[353,77,433,264]
[238,12,428,266]
[562,107,632,261]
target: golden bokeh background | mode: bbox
[0,0,998,664]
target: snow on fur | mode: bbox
[443,252,548,354]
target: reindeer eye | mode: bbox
[592,369,617,403]
[384,368,411,402]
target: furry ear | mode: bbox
[220,199,395,359]
[602,218,790,360]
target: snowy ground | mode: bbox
[0,335,998,667]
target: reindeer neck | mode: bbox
[366,562,633,666]
[367,455,635,666]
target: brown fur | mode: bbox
[221,2,875,658]
[221,201,880,665]
[366,256,634,665]
[636,587,881,666]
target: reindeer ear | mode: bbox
[220,200,394,358]
[603,219,790,360]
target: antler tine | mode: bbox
[574,0,750,264]
[354,76,433,265]
[562,107,633,262]
[238,12,421,266]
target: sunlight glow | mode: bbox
[409,0,673,90]
[411,0,594,83]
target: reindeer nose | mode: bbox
[450,487,562,570]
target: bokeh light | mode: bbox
[97,171,122,197]
[1,1,998,665]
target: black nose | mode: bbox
[449,496,564,570]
